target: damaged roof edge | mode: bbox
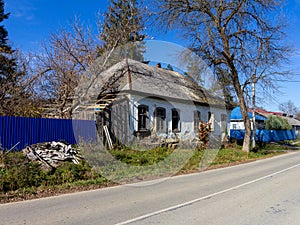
[118,89,228,109]
[94,58,230,109]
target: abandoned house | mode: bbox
[74,59,231,148]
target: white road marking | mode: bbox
[116,163,300,225]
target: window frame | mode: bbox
[221,114,227,122]
[155,107,166,133]
[172,108,181,132]
[138,105,149,131]
[194,110,201,132]
[208,111,215,131]
[221,113,227,130]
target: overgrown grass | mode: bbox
[179,147,282,173]
[0,151,109,202]
[109,145,175,166]
[257,140,300,151]
[0,142,289,203]
[108,145,283,176]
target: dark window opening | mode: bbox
[221,114,227,130]
[172,108,180,132]
[221,114,227,122]
[194,111,201,132]
[208,112,212,122]
[138,105,149,130]
[155,107,166,132]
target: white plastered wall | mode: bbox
[129,94,229,141]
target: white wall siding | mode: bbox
[230,121,257,130]
[130,94,228,141]
[230,121,245,130]
[196,105,230,141]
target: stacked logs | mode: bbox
[198,121,212,149]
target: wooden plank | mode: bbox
[103,125,113,150]
[97,98,116,102]
[165,138,179,143]
[99,93,117,96]
[87,104,108,109]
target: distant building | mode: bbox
[230,106,300,141]
[255,109,300,138]
[230,106,267,131]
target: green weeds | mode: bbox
[0,151,105,200]
[0,143,289,203]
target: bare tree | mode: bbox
[35,19,98,118]
[279,100,299,116]
[296,113,300,121]
[0,48,42,117]
[35,0,146,119]
[152,0,291,151]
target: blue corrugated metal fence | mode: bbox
[0,116,97,151]
[230,129,296,143]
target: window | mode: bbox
[208,112,215,131]
[138,105,149,130]
[172,109,180,132]
[155,107,166,132]
[194,111,201,132]
[221,114,227,130]
[221,114,227,122]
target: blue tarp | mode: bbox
[231,106,267,121]
[230,129,296,143]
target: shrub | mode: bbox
[46,161,97,186]
[109,146,173,166]
[0,152,101,193]
[0,152,47,192]
[265,115,292,130]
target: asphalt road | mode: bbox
[1,152,300,225]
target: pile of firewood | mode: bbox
[22,141,83,170]
[198,121,212,149]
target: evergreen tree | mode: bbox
[0,0,16,114]
[0,0,37,116]
[99,0,145,62]
[0,0,9,49]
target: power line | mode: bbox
[272,79,300,82]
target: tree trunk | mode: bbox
[231,70,251,152]
[239,99,251,152]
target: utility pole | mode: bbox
[252,74,257,149]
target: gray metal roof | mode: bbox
[285,116,300,127]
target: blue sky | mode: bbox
[4,0,300,112]
[4,0,110,50]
